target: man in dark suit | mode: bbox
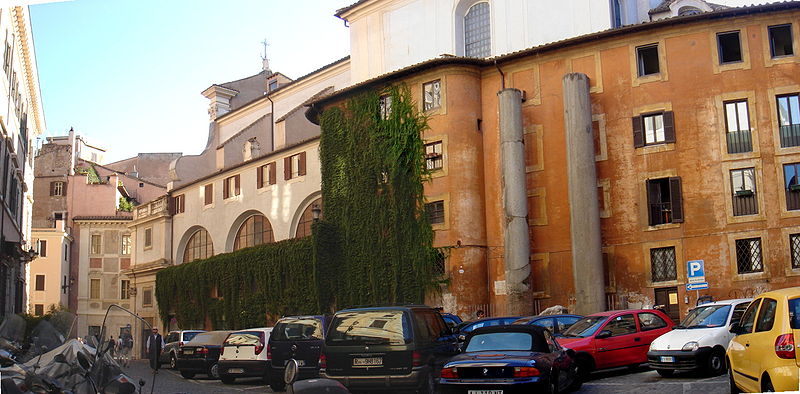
[145,327,165,372]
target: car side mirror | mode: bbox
[565,348,576,358]
[729,322,741,335]
[595,330,612,339]
[457,334,466,342]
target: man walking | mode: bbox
[145,327,164,372]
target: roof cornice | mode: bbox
[13,6,44,135]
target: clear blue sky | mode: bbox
[31,0,757,163]
[31,0,353,163]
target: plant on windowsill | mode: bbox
[790,184,800,192]
[735,189,754,197]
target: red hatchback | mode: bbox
[557,309,674,378]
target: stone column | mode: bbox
[498,88,531,316]
[562,73,606,315]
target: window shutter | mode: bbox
[284,157,291,180]
[40,240,46,257]
[669,176,684,223]
[49,182,55,196]
[62,181,67,196]
[663,111,676,143]
[632,116,644,148]
[234,175,241,195]
[256,166,264,188]
[167,195,175,215]
[205,184,213,205]
[223,179,229,199]
[298,152,307,176]
[269,162,277,185]
[646,180,658,226]
[179,195,185,213]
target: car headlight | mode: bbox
[682,341,699,352]
[649,342,657,351]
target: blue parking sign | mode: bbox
[687,260,705,284]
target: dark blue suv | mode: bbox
[267,315,330,391]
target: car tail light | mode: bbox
[513,367,540,378]
[265,343,272,359]
[440,367,458,379]
[319,352,327,369]
[775,334,796,359]
[412,351,423,367]
[197,347,209,355]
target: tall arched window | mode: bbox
[233,214,274,251]
[464,2,491,58]
[295,198,322,239]
[183,228,214,263]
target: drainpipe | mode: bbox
[562,73,606,314]
[498,88,530,316]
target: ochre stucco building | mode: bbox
[312,2,800,321]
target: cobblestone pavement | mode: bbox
[123,360,729,394]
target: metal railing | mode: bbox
[726,130,752,154]
[732,193,758,216]
[780,124,800,148]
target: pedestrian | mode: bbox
[476,309,486,319]
[145,327,165,372]
[107,336,116,357]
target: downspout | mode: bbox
[494,60,505,90]
[266,95,275,150]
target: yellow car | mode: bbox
[727,287,800,393]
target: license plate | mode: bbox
[183,349,194,355]
[228,368,244,374]
[468,390,503,394]
[660,356,675,363]
[353,357,382,367]
[284,360,306,366]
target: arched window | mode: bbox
[233,215,274,250]
[183,228,213,263]
[678,6,702,16]
[464,2,491,58]
[295,198,322,238]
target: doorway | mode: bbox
[654,286,680,322]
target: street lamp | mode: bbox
[311,204,321,222]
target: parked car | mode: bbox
[440,313,462,331]
[320,305,458,393]
[727,287,800,393]
[455,316,521,341]
[267,315,330,391]
[160,330,205,369]
[512,314,583,337]
[438,324,581,394]
[176,330,233,379]
[558,309,674,378]
[218,327,273,384]
[647,299,751,377]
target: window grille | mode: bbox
[791,233,800,269]
[650,247,677,282]
[464,2,491,58]
[736,238,763,274]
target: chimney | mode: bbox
[201,85,238,121]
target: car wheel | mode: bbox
[269,377,286,392]
[180,370,195,379]
[762,375,775,392]
[169,354,178,370]
[728,363,741,394]
[209,363,220,379]
[575,354,594,381]
[549,374,559,394]
[706,349,726,376]
[656,369,674,377]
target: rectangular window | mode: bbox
[90,234,102,255]
[37,240,47,258]
[90,278,100,299]
[791,233,800,269]
[284,153,307,180]
[731,168,758,216]
[257,162,277,188]
[636,44,660,76]
[223,175,240,199]
[379,94,392,119]
[646,177,684,226]
[769,24,794,58]
[204,184,213,205]
[144,228,152,248]
[633,111,675,147]
[173,194,185,214]
[142,288,153,307]
[120,279,130,300]
[736,237,763,274]
[121,234,131,255]
[423,80,442,111]
[650,247,677,282]
[34,304,43,316]
[786,163,800,211]
[724,100,752,153]
[778,94,800,148]
[717,31,743,64]
[424,141,443,171]
[268,80,278,91]
[35,274,45,291]
[50,181,64,197]
[426,200,445,224]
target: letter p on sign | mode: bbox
[687,260,705,283]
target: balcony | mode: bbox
[787,187,800,211]
[726,130,752,154]
[780,124,800,148]
[133,196,168,221]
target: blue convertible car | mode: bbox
[438,325,581,394]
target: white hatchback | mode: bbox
[217,327,273,384]
[646,299,751,377]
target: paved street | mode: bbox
[123,361,728,394]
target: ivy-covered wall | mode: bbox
[156,85,437,329]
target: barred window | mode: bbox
[650,247,677,282]
[426,200,445,225]
[736,238,763,274]
[464,2,491,58]
[791,233,800,269]
[183,228,214,263]
[425,141,443,171]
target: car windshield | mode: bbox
[183,331,201,342]
[676,305,731,328]
[327,311,410,345]
[273,318,323,341]
[224,331,261,346]
[466,332,539,352]
[562,316,607,338]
